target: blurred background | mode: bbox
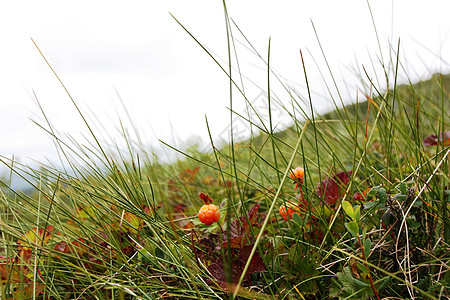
[1,0,449,177]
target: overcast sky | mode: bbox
[1,0,450,171]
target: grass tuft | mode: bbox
[1,3,449,299]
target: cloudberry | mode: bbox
[289,167,305,191]
[289,167,305,181]
[198,204,220,226]
[279,202,302,221]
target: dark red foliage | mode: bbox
[193,203,266,290]
[222,179,233,188]
[207,261,242,288]
[316,171,352,205]
[193,233,220,260]
[143,204,160,215]
[237,244,266,274]
[222,203,261,249]
[423,131,450,147]
[4,249,32,277]
[54,241,70,254]
[55,238,89,257]
[353,192,364,202]
[173,203,187,213]
[199,192,213,205]
[206,245,266,289]
[179,166,200,182]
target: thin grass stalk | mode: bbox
[31,38,113,173]
[232,121,308,299]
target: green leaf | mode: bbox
[330,266,371,299]
[408,219,421,230]
[393,193,408,202]
[342,200,354,219]
[345,221,359,237]
[362,226,368,241]
[379,276,392,291]
[413,200,423,207]
[356,262,370,275]
[351,276,370,287]
[378,187,388,203]
[292,211,302,224]
[155,247,165,259]
[364,238,371,259]
[138,248,151,264]
[366,186,380,201]
[354,205,361,222]
[363,200,378,210]
[382,210,393,226]
[398,182,407,194]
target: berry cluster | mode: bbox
[198,204,220,225]
[198,192,220,226]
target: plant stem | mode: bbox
[357,236,380,300]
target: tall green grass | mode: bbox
[0,2,449,299]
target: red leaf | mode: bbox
[193,204,266,290]
[206,246,266,289]
[316,171,352,205]
[237,245,266,274]
[0,249,33,283]
[71,238,88,256]
[353,192,364,202]
[223,204,260,249]
[121,245,136,257]
[173,203,187,213]
[18,249,33,265]
[54,241,70,253]
[179,166,200,182]
[143,204,160,215]
[55,238,88,257]
[207,261,243,288]
[423,131,450,147]
[199,192,213,205]
[193,233,220,263]
[247,203,260,223]
[17,225,54,250]
[13,284,45,299]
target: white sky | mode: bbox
[1,0,450,171]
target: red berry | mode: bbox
[353,192,364,202]
[353,187,372,203]
[198,204,220,225]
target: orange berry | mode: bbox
[198,204,220,225]
[279,202,302,221]
[289,167,305,181]
[289,167,305,191]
